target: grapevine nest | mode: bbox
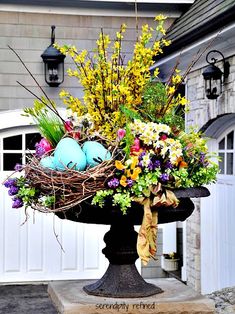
[24,146,118,214]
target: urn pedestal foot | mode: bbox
[84,264,163,297]
[84,219,163,298]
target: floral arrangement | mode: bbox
[3,16,219,264]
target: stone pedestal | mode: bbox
[48,278,215,314]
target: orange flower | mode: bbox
[179,161,188,169]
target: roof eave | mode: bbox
[157,3,235,58]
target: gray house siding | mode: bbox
[0,10,173,112]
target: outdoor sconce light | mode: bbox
[41,25,65,87]
[202,50,230,100]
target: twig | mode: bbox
[8,45,65,123]
[16,81,64,120]
[53,214,65,253]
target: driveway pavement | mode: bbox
[0,284,57,314]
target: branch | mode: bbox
[8,45,65,123]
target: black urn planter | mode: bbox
[56,187,209,298]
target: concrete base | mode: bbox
[48,278,215,314]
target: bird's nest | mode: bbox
[24,155,116,213]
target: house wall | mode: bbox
[0,10,173,112]
[185,54,235,291]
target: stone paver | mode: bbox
[48,278,215,314]
[1,282,235,314]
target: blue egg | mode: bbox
[54,138,87,171]
[82,141,111,168]
[40,156,56,170]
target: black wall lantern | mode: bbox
[41,25,65,87]
[202,50,230,100]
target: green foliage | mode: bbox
[41,195,56,207]
[112,192,132,214]
[23,97,65,147]
[15,176,39,207]
[92,190,114,208]
[159,110,185,133]
[131,171,160,198]
[140,81,167,121]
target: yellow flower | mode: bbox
[130,156,139,170]
[168,86,175,94]
[155,14,167,21]
[120,175,128,187]
[130,167,142,180]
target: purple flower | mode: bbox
[138,151,146,160]
[35,143,46,157]
[148,161,154,171]
[8,185,19,196]
[154,160,161,168]
[12,197,23,209]
[127,179,134,187]
[4,178,17,188]
[160,173,169,182]
[14,163,23,172]
[164,161,173,169]
[138,161,144,168]
[199,153,209,166]
[148,159,161,171]
[108,178,119,188]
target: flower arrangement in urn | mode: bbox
[3,16,219,265]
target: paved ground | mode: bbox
[0,283,235,314]
[0,284,57,314]
[207,287,235,314]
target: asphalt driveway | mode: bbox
[0,284,57,314]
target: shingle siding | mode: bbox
[167,0,235,43]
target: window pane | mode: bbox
[3,135,22,150]
[219,138,225,150]
[3,153,22,171]
[26,133,42,150]
[227,131,234,149]
[226,153,233,175]
[219,153,224,174]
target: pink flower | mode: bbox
[117,129,126,140]
[35,138,52,157]
[64,119,73,132]
[39,138,52,152]
[160,134,168,141]
[131,138,141,153]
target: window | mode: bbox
[218,130,235,175]
[1,132,41,171]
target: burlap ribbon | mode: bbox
[135,183,179,265]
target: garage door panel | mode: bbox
[0,126,108,282]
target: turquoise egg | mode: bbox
[82,141,111,168]
[54,138,87,171]
[40,156,56,170]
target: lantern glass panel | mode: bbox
[45,62,64,86]
[205,77,222,99]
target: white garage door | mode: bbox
[201,126,235,293]
[0,125,108,283]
